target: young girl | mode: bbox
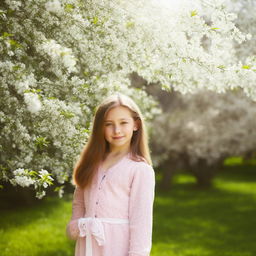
[66,94,155,256]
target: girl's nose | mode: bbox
[114,125,121,134]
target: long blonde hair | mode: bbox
[73,93,152,189]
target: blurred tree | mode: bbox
[130,0,256,189]
[147,88,256,188]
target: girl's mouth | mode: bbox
[113,136,124,139]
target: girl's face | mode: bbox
[104,106,138,152]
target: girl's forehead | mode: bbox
[105,106,134,120]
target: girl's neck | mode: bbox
[108,144,131,157]
[107,147,130,158]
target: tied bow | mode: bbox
[78,217,105,256]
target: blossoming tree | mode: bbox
[0,0,255,197]
[147,0,256,188]
[149,89,256,188]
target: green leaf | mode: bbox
[60,52,68,57]
[54,185,64,192]
[82,128,89,133]
[47,179,54,185]
[83,71,90,77]
[217,65,226,69]
[2,32,13,38]
[92,16,98,25]
[8,39,22,48]
[211,27,220,30]
[29,170,38,177]
[24,89,42,93]
[12,65,21,71]
[81,83,89,89]
[126,21,135,29]
[60,110,75,118]
[242,65,251,69]
[190,10,197,17]
[35,136,50,149]
[65,4,74,12]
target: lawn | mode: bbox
[152,165,256,256]
[0,165,256,256]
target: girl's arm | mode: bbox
[128,163,155,256]
[66,186,85,240]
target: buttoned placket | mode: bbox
[93,154,128,218]
[94,173,106,218]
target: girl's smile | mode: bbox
[104,106,138,152]
[112,136,124,139]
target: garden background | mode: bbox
[0,0,256,255]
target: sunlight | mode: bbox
[151,0,202,13]
[155,0,182,9]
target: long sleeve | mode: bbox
[128,163,155,256]
[66,185,85,240]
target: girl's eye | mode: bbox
[105,122,128,126]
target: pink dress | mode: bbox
[66,153,155,256]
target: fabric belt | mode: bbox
[78,217,129,256]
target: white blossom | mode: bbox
[45,0,63,14]
[39,169,49,177]
[40,40,77,73]
[13,168,25,176]
[11,174,35,187]
[62,54,77,72]
[36,190,46,199]
[24,93,42,114]
[4,0,22,10]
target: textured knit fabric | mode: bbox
[66,153,155,256]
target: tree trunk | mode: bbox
[159,158,180,190]
[189,159,220,188]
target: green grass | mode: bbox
[0,194,75,256]
[0,165,256,256]
[152,166,256,256]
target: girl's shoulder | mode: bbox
[126,154,154,172]
[125,157,155,185]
